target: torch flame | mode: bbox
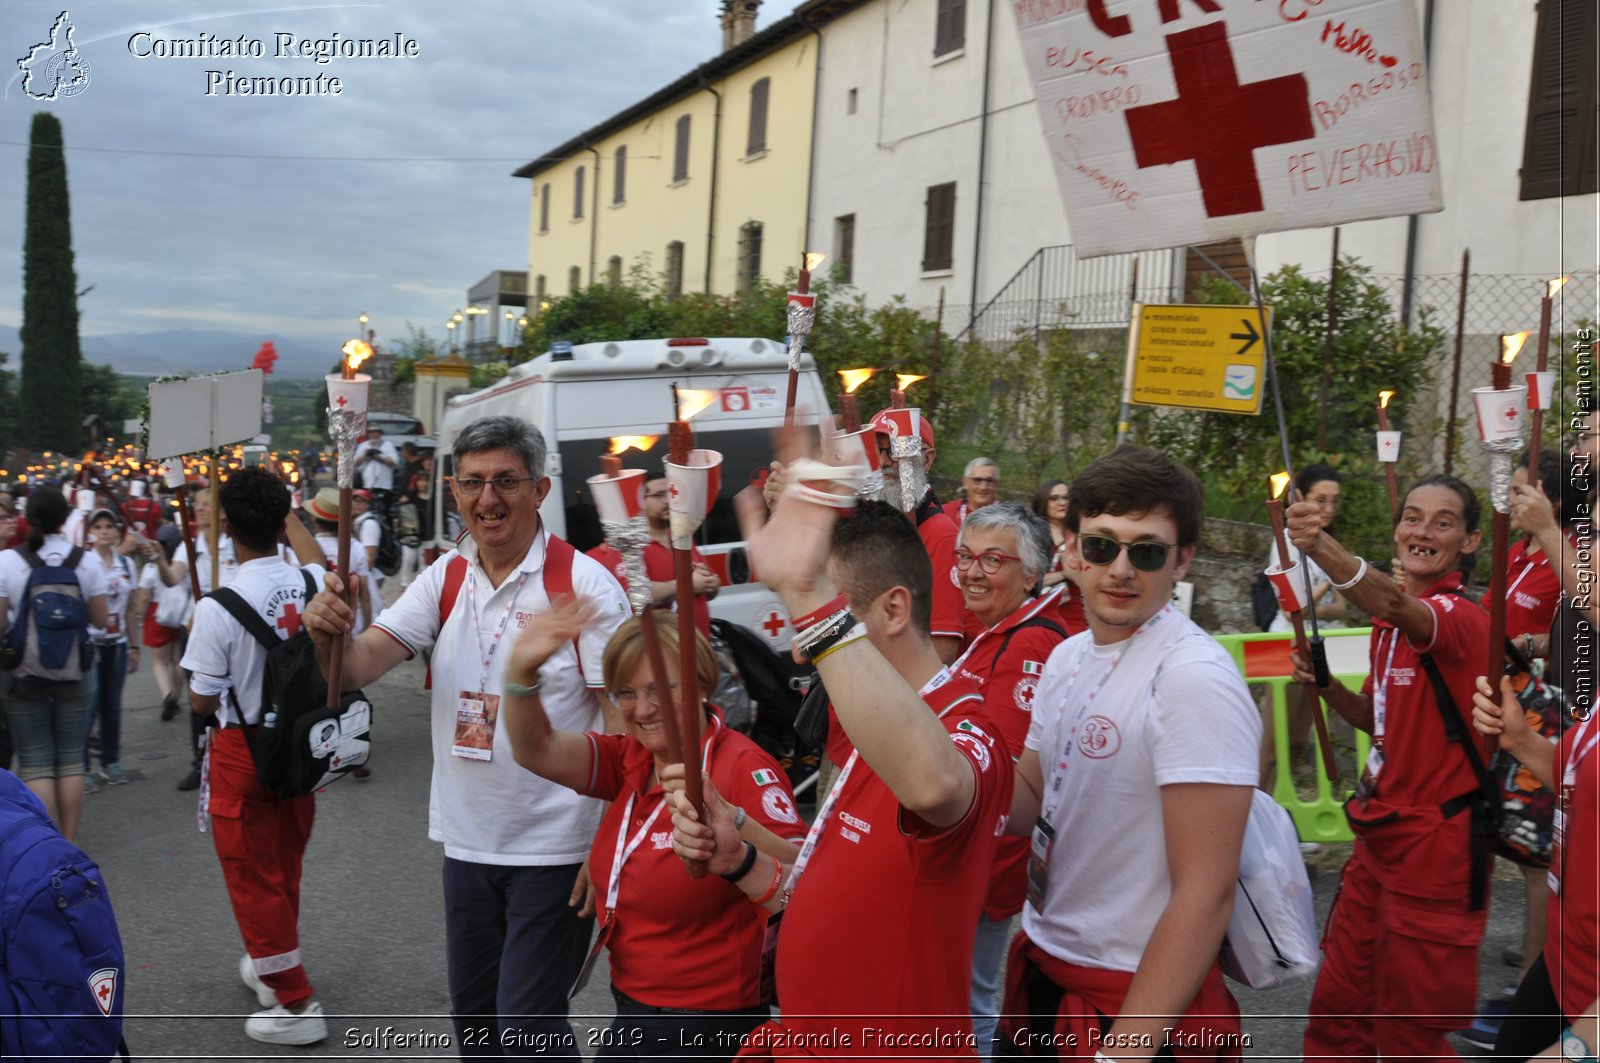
[676,389,720,422]
[1547,275,1570,299]
[804,252,827,272]
[608,435,659,456]
[341,339,374,372]
[1378,389,1395,410]
[1270,472,1291,500]
[1501,331,1531,365]
[839,368,877,394]
[895,373,927,392]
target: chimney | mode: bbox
[721,0,760,50]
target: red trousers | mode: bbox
[1303,840,1488,1061]
[208,727,316,1008]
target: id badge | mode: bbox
[451,691,499,761]
[1025,818,1055,914]
[758,910,782,1007]
[106,611,120,636]
[568,913,614,999]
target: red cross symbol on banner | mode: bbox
[276,602,303,637]
[1125,22,1314,217]
[762,610,787,639]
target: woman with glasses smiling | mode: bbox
[500,611,804,1060]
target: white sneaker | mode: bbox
[239,954,275,1008]
[245,999,327,1045]
[1299,841,1323,855]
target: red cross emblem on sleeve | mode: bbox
[1125,22,1314,217]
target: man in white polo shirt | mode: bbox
[303,415,628,1058]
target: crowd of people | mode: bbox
[0,400,1594,1062]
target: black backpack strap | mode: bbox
[301,568,317,603]
[205,587,279,650]
[991,614,1068,680]
[64,546,83,571]
[17,544,41,569]
[1418,652,1498,911]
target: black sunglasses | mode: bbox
[1078,534,1174,572]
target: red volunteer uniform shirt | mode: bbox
[581,710,803,1011]
[915,492,966,644]
[1358,572,1491,808]
[1504,538,1562,643]
[1548,716,1600,1022]
[950,593,1069,920]
[587,540,713,638]
[774,675,1012,1056]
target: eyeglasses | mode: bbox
[955,548,1023,574]
[1077,534,1175,572]
[610,681,681,708]
[452,475,536,497]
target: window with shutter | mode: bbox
[1520,0,1598,200]
[613,146,627,204]
[574,166,585,219]
[665,241,685,298]
[674,116,692,182]
[935,0,966,57]
[748,78,770,155]
[539,183,550,233]
[835,215,855,284]
[738,222,764,293]
[922,183,956,272]
[568,266,581,293]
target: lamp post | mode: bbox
[465,306,488,357]
[358,311,368,339]
[503,310,515,346]
[446,319,457,353]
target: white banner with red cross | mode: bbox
[1012,0,1440,256]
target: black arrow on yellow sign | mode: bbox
[1230,318,1260,356]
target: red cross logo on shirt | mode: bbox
[762,610,787,639]
[276,602,303,637]
[1125,22,1314,217]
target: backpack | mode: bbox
[206,570,371,797]
[396,502,421,547]
[0,769,129,1062]
[1220,790,1320,989]
[1249,570,1279,632]
[364,513,401,577]
[0,546,94,682]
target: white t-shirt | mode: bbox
[357,439,400,492]
[0,533,111,627]
[1021,604,1260,973]
[140,561,192,627]
[88,551,136,643]
[356,512,386,609]
[314,532,373,633]
[1265,540,1339,633]
[371,527,630,865]
[182,556,326,727]
[175,535,238,595]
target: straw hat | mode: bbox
[304,487,341,522]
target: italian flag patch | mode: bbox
[957,720,986,735]
[1022,660,1044,675]
[752,769,779,785]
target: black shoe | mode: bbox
[161,694,179,722]
[177,768,201,791]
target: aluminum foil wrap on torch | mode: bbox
[329,408,367,490]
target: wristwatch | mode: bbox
[1564,1028,1596,1063]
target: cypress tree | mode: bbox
[19,112,83,451]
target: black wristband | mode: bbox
[721,841,758,883]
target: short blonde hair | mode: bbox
[601,616,719,696]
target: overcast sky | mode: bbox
[0,1,805,354]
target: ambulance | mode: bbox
[432,336,834,653]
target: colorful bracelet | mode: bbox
[812,623,867,663]
[751,857,783,906]
[794,608,854,659]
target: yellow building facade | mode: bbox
[517,17,820,304]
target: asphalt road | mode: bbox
[76,640,1528,1061]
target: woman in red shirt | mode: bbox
[500,611,804,1061]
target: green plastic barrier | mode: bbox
[1213,627,1374,844]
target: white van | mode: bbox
[432,336,834,652]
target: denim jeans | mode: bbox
[5,665,95,782]
[84,640,128,769]
[970,911,1014,1060]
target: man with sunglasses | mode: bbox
[303,415,629,1059]
[999,446,1259,1060]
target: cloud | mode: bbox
[0,1,805,364]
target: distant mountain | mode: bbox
[0,326,342,379]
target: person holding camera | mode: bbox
[356,425,400,522]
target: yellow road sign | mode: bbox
[1130,304,1271,415]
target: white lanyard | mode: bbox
[1563,714,1600,801]
[604,719,718,912]
[605,794,667,913]
[786,672,949,898]
[1370,626,1403,749]
[462,565,529,693]
[1506,553,1544,600]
